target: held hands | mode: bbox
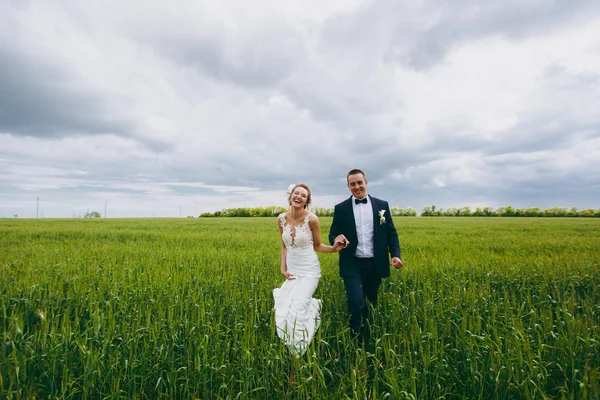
[391,257,403,269]
[333,235,349,252]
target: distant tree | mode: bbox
[405,207,418,216]
[264,206,287,216]
[390,207,404,216]
[544,207,567,217]
[196,204,599,218]
[459,206,472,216]
[313,208,334,217]
[444,207,458,217]
[566,207,578,217]
[579,208,596,217]
[84,211,101,218]
[421,205,438,216]
[525,207,541,217]
[229,208,249,217]
[199,206,292,217]
[388,207,403,216]
[483,207,496,216]
[13,214,18,218]
[496,206,515,217]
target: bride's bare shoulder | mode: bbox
[308,212,320,224]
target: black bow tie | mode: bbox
[355,198,368,205]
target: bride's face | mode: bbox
[289,187,309,209]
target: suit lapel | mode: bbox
[345,197,357,238]
[370,196,379,242]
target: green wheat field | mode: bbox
[1,217,599,399]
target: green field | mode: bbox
[1,217,599,399]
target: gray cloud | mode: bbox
[396,0,600,69]
[314,0,600,70]
[166,35,297,88]
[0,45,133,138]
[1,1,599,217]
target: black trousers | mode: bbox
[342,257,382,341]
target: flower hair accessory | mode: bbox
[287,184,297,195]
[379,209,386,225]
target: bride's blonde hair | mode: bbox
[288,183,312,209]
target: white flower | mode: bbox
[379,209,386,225]
[287,184,296,195]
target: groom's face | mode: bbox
[347,173,368,199]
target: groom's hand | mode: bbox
[391,257,403,269]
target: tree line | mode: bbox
[420,205,600,217]
[198,205,599,218]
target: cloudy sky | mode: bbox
[1,0,599,218]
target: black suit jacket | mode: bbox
[329,195,401,278]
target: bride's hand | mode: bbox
[333,236,349,251]
[282,270,296,280]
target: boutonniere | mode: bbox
[379,210,386,225]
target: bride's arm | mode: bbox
[280,241,294,279]
[278,217,294,279]
[310,214,346,253]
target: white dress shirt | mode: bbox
[352,196,374,258]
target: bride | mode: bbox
[273,183,347,358]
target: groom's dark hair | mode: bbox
[347,169,366,182]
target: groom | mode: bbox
[329,169,403,343]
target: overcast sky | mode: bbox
[1,0,599,218]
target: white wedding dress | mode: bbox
[273,213,322,357]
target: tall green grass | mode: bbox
[1,217,599,399]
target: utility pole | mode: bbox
[180,206,182,218]
[104,201,107,218]
[37,197,39,219]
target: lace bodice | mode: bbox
[279,213,314,249]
